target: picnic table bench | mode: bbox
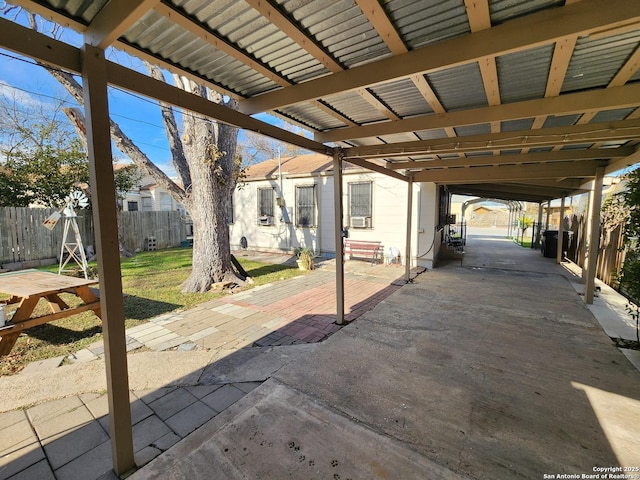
[343,239,383,265]
[0,270,101,356]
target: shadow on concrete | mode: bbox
[3,238,640,479]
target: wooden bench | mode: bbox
[343,239,383,265]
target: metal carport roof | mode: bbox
[2,0,639,203]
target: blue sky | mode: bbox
[0,12,302,178]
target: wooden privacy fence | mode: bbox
[566,214,626,287]
[0,207,94,267]
[118,210,187,252]
[0,208,187,267]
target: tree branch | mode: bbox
[63,106,186,204]
[145,62,192,191]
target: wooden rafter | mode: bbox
[84,0,159,49]
[355,0,406,55]
[464,0,501,139]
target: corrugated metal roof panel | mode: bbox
[562,29,640,93]
[277,103,347,131]
[466,151,494,157]
[455,124,492,137]
[529,146,554,152]
[45,0,105,23]
[559,144,592,151]
[502,119,535,132]
[124,10,277,96]
[383,0,470,49]
[415,129,450,141]
[497,45,553,103]
[379,133,420,143]
[427,63,488,111]
[323,92,389,125]
[173,0,329,85]
[276,0,390,68]
[489,0,564,25]
[370,78,434,118]
[591,108,637,123]
[543,114,580,128]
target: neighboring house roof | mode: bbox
[140,183,158,191]
[244,153,367,180]
[245,154,333,180]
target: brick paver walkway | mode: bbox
[124,267,404,354]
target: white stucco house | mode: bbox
[119,171,185,214]
[229,154,448,269]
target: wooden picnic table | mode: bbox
[0,270,101,356]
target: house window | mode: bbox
[141,197,153,212]
[296,185,316,227]
[127,201,138,211]
[160,192,172,211]
[257,187,274,224]
[349,181,372,228]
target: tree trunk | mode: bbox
[177,78,242,292]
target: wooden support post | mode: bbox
[81,44,134,476]
[535,202,543,248]
[556,196,565,264]
[333,150,345,325]
[585,168,605,304]
[545,201,551,230]
[581,183,594,283]
[404,176,413,283]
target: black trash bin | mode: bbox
[541,230,570,258]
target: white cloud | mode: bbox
[0,80,49,109]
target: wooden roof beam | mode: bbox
[84,0,159,49]
[318,83,640,142]
[413,160,606,183]
[387,147,633,170]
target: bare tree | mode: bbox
[239,126,312,164]
[18,11,247,292]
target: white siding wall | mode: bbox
[414,182,439,269]
[230,177,322,254]
[318,175,335,256]
[230,170,439,268]
[342,171,410,263]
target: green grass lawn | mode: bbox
[1,248,304,376]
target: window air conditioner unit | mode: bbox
[350,216,370,228]
[259,215,274,225]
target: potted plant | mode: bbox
[295,247,314,271]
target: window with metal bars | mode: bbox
[349,181,372,218]
[257,187,274,222]
[296,185,316,227]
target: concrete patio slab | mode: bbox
[130,379,467,480]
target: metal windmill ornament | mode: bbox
[43,190,90,279]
